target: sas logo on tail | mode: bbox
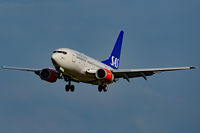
[111,56,119,68]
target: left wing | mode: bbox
[112,66,196,81]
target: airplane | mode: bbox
[1,30,196,92]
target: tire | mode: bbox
[65,85,70,92]
[103,86,108,92]
[70,85,75,92]
[98,86,102,92]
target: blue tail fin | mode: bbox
[102,30,124,69]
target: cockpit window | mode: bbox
[53,51,67,54]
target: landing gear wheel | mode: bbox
[103,86,108,92]
[98,85,108,92]
[70,85,75,92]
[98,86,103,92]
[64,78,75,92]
[65,85,70,92]
[65,85,75,92]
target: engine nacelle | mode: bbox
[96,68,114,83]
[39,68,57,83]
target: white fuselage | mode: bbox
[51,48,113,84]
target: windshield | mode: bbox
[53,51,67,55]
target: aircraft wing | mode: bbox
[112,66,196,81]
[1,66,39,72]
[1,66,79,82]
[1,66,41,75]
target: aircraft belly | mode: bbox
[63,67,97,83]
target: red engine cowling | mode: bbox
[39,68,57,83]
[96,68,114,83]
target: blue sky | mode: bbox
[0,0,199,133]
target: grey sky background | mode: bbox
[0,0,199,133]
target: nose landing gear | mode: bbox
[64,75,75,92]
[65,84,75,92]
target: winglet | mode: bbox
[190,66,196,69]
[1,66,6,69]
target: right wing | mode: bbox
[1,66,79,83]
[1,66,40,72]
[1,66,40,75]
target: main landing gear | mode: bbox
[98,85,108,92]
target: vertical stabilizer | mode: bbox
[102,30,124,69]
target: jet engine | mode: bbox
[96,68,114,83]
[39,68,58,83]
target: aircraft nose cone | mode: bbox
[51,57,56,64]
[51,54,58,65]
